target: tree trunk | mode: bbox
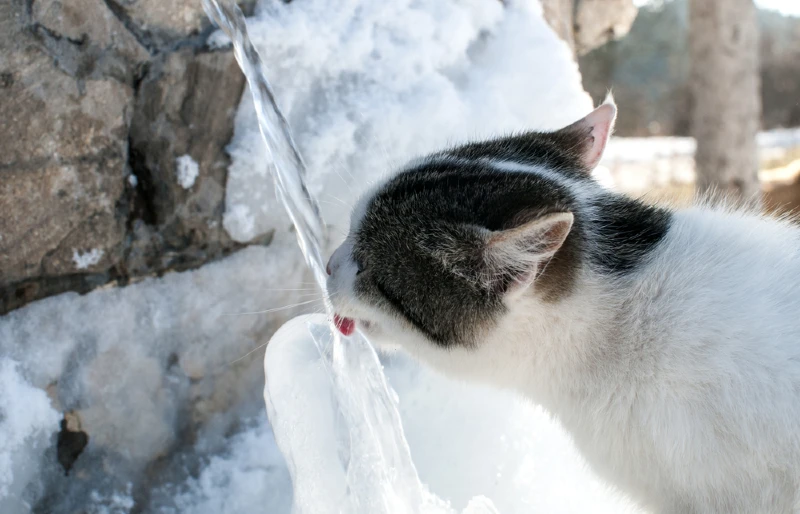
[689,0,762,205]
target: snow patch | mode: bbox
[175,155,200,190]
[88,484,135,514]
[72,248,104,270]
[0,359,59,514]
[220,0,592,242]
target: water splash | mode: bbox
[201,1,497,512]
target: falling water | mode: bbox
[200,1,495,513]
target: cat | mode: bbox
[325,98,800,513]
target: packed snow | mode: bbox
[0,0,666,512]
[175,154,200,190]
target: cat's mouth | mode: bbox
[332,314,371,336]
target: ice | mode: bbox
[175,154,200,190]
[263,315,638,514]
[264,316,435,514]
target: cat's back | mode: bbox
[584,206,800,511]
[645,205,800,348]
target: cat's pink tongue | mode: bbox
[333,314,355,336]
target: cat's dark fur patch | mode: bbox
[444,128,595,182]
[589,195,673,275]
[351,132,672,347]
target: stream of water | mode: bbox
[199,1,497,512]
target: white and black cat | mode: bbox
[325,99,800,513]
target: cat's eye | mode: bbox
[354,257,365,275]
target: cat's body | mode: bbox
[326,100,800,513]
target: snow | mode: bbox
[72,248,104,270]
[0,0,650,511]
[0,360,59,514]
[0,237,311,512]
[88,485,135,514]
[217,0,591,242]
[175,154,200,190]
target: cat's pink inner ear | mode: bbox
[564,100,617,171]
[486,212,574,292]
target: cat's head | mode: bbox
[326,101,616,359]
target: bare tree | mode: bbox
[689,0,762,204]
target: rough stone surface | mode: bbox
[0,3,133,296]
[540,0,575,51]
[574,0,638,55]
[32,0,151,74]
[117,0,215,49]
[127,48,249,276]
[0,0,252,314]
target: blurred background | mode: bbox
[0,0,798,512]
[581,0,800,210]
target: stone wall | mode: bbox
[0,0,635,315]
[0,0,256,315]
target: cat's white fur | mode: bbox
[327,104,800,513]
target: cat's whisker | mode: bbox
[222,298,327,317]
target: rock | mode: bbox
[105,0,257,51]
[57,413,89,475]
[32,0,151,77]
[114,0,213,49]
[0,5,133,301]
[127,48,249,275]
[539,0,575,52]
[0,0,253,314]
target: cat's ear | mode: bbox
[556,94,616,170]
[485,212,573,293]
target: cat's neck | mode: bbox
[496,269,626,409]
